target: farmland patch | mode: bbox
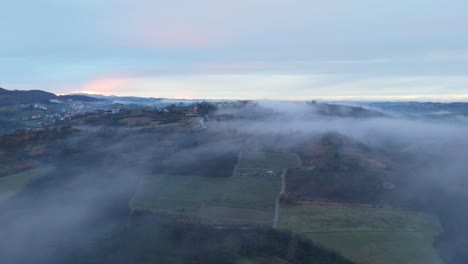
[199,205,273,225]
[237,151,301,169]
[131,170,281,226]
[279,203,442,264]
[0,166,54,203]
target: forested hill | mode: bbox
[0,87,103,106]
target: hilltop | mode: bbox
[0,87,104,106]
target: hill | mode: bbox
[0,87,104,106]
[366,101,468,115]
[308,101,386,118]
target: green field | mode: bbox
[0,166,54,203]
[307,232,442,264]
[130,169,281,225]
[130,150,292,226]
[237,256,290,264]
[237,151,301,169]
[279,204,443,264]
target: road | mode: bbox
[272,169,286,229]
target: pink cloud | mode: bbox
[76,76,131,95]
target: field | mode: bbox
[155,152,238,178]
[307,232,442,264]
[0,166,54,203]
[132,150,303,226]
[237,151,301,169]
[119,116,152,126]
[279,204,443,264]
[237,256,290,264]
[130,169,281,226]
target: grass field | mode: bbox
[279,204,443,264]
[131,150,295,226]
[279,204,440,232]
[237,151,301,169]
[119,116,152,126]
[307,232,442,264]
[237,256,289,264]
[0,166,54,203]
[130,169,281,225]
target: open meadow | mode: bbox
[307,231,442,264]
[131,150,305,226]
[0,166,54,203]
[279,203,443,264]
[130,169,281,226]
[237,151,301,169]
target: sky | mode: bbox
[1,0,468,100]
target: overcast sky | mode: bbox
[1,0,468,100]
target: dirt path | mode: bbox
[272,169,286,229]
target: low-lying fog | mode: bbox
[0,100,466,263]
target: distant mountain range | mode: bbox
[365,101,468,115]
[3,87,468,116]
[81,93,224,106]
[0,87,104,106]
[0,87,224,109]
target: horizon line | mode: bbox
[3,86,468,103]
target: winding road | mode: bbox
[272,169,286,229]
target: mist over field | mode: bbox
[0,100,467,263]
